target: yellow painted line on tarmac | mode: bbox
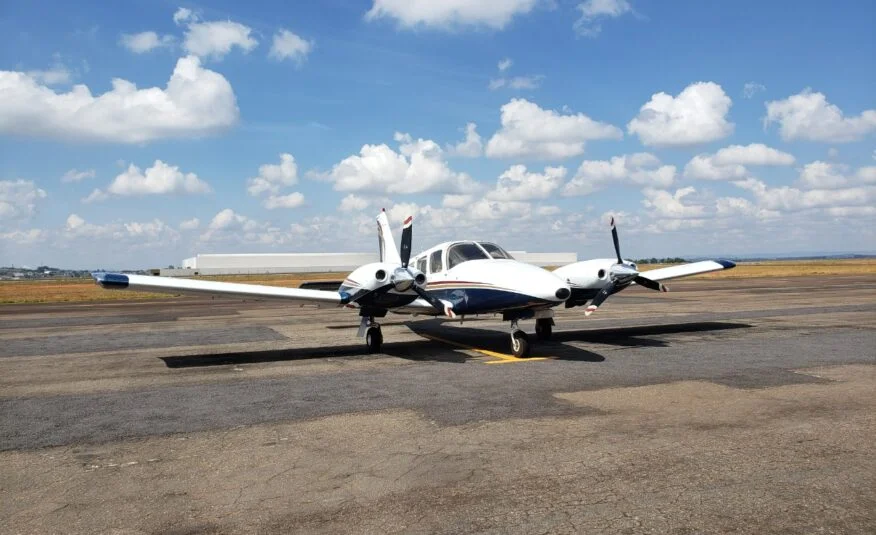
[417,332,549,363]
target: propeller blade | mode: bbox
[413,285,455,318]
[400,216,413,268]
[633,275,668,293]
[584,282,618,316]
[610,216,623,264]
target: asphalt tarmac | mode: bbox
[1,275,874,534]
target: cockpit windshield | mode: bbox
[478,242,514,260]
[447,242,490,269]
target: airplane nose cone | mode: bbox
[555,287,571,300]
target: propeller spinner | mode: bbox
[585,217,668,316]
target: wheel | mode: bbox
[366,326,383,353]
[535,318,553,341]
[510,330,530,358]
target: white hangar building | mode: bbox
[161,251,577,276]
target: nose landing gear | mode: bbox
[509,320,530,358]
[366,324,383,353]
[358,313,384,353]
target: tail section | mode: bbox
[376,209,402,264]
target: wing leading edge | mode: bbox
[92,272,344,307]
[638,260,736,282]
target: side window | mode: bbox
[429,250,443,273]
[416,257,426,274]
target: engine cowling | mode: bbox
[552,259,629,309]
[553,259,617,289]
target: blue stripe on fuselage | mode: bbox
[427,287,552,314]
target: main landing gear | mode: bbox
[507,311,555,358]
[535,317,553,341]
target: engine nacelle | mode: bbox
[344,262,403,293]
[552,259,617,290]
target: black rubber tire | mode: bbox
[511,330,530,358]
[535,318,553,341]
[366,327,383,353]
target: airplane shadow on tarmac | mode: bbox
[160,320,750,368]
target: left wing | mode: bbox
[93,272,344,307]
[638,260,736,282]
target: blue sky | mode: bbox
[1,0,874,268]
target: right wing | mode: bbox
[639,260,736,282]
[93,272,344,307]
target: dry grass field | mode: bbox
[1,259,874,304]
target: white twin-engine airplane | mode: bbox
[92,211,735,357]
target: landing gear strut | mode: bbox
[535,318,553,341]
[359,315,383,353]
[509,320,530,358]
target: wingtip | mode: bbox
[92,272,129,289]
[716,259,736,269]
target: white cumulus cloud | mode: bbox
[743,82,766,99]
[316,132,480,195]
[179,218,200,230]
[104,160,211,197]
[0,179,47,220]
[628,82,734,147]
[364,0,539,29]
[0,55,238,143]
[246,154,305,209]
[734,177,876,212]
[183,20,258,60]
[173,8,194,25]
[487,165,567,201]
[498,58,513,71]
[641,187,706,219]
[563,153,675,196]
[485,98,622,159]
[120,31,175,53]
[574,0,633,37]
[447,122,483,157]
[264,192,305,210]
[269,29,314,64]
[488,74,544,91]
[764,89,876,143]
[339,194,372,212]
[61,168,96,183]
[247,153,299,196]
[684,143,795,181]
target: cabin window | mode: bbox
[447,242,489,269]
[478,242,513,260]
[429,250,443,273]
[416,257,427,274]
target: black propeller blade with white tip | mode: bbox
[610,216,623,264]
[400,216,413,268]
[633,275,667,293]
[413,285,456,318]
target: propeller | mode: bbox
[400,216,413,268]
[385,213,454,317]
[585,217,668,317]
